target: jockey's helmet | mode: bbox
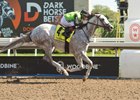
[80,10,90,17]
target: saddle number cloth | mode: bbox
[54,25,74,43]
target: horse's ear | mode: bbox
[105,15,109,19]
[88,13,95,19]
[88,15,92,19]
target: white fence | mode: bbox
[89,38,140,56]
[1,37,140,56]
[90,38,125,42]
[0,38,13,56]
[0,37,37,56]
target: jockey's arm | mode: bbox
[74,14,83,28]
[74,14,80,26]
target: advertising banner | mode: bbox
[0,57,119,78]
[0,0,74,37]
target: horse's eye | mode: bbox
[101,19,104,21]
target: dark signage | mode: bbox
[0,0,74,37]
[0,57,119,78]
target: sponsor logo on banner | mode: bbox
[1,27,13,37]
[58,60,99,72]
[129,23,140,42]
[0,0,74,37]
[24,2,42,22]
[0,63,20,69]
[43,2,66,22]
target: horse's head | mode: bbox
[88,14,113,31]
[1,0,15,20]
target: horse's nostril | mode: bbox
[110,25,113,29]
[111,27,113,29]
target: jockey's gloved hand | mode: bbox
[74,14,81,26]
[76,23,83,29]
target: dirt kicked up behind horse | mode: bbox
[0,13,113,81]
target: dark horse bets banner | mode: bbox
[0,0,74,37]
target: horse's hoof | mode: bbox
[63,69,69,76]
[83,78,86,82]
[57,68,69,76]
[83,76,88,82]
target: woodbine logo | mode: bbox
[0,63,19,69]
[58,61,100,72]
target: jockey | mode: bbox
[59,10,90,37]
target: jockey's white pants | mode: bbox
[60,16,74,27]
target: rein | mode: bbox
[81,15,109,42]
[87,16,108,29]
[81,28,90,42]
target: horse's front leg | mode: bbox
[81,51,93,81]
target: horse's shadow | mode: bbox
[0,79,60,84]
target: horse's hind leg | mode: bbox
[43,47,69,76]
[80,51,93,81]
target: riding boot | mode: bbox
[62,27,71,53]
[63,27,71,38]
[63,27,75,38]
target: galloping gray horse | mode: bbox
[0,0,15,28]
[0,14,113,81]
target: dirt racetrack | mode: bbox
[0,78,140,100]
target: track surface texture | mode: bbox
[0,79,140,100]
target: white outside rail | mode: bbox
[1,37,140,56]
[90,38,125,42]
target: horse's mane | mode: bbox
[76,14,96,29]
[88,14,95,20]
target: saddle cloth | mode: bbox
[54,25,74,43]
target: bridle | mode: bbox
[81,15,110,42]
[87,15,110,29]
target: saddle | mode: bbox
[54,25,75,53]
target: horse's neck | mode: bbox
[87,23,97,36]
[83,19,97,38]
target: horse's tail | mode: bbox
[0,32,32,53]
